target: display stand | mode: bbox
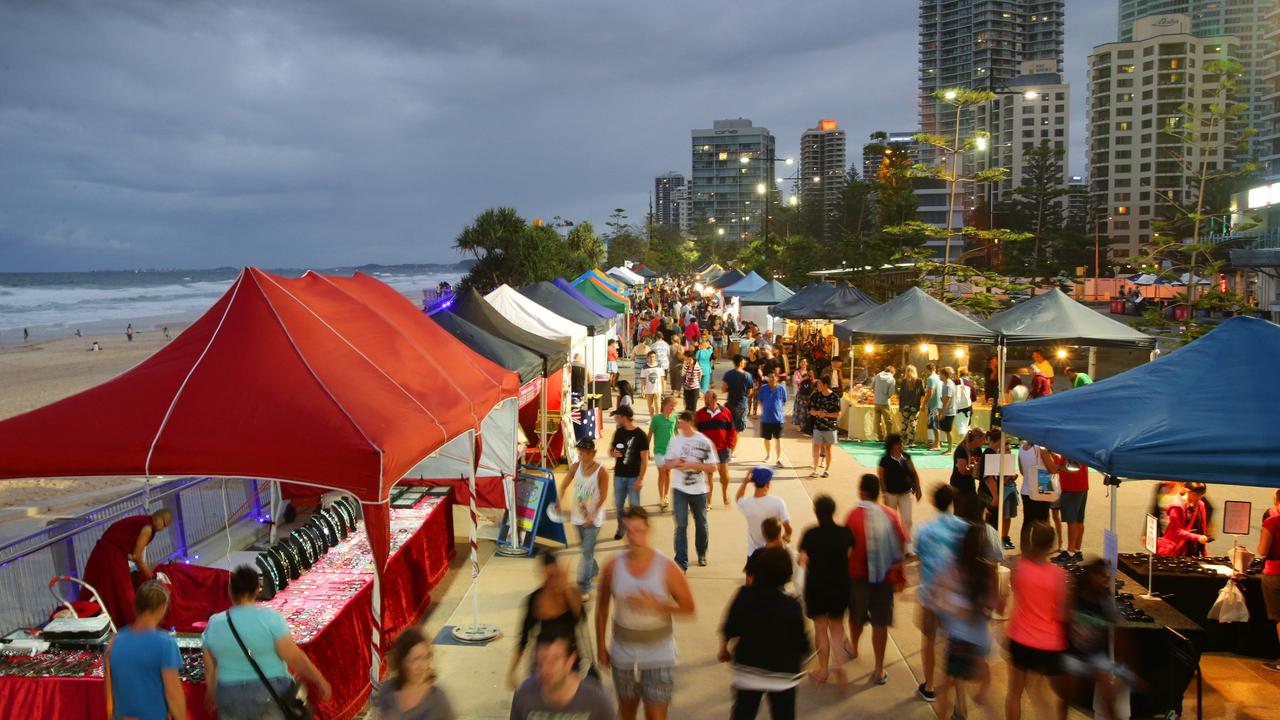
[497,465,566,556]
[1141,513,1159,601]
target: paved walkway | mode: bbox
[425,358,1279,719]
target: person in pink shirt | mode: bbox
[1257,489,1280,672]
[1005,521,1068,720]
[1159,482,1211,557]
[683,318,700,343]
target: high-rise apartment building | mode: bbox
[690,119,776,244]
[973,60,1071,206]
[861,131,918,180]
[654,172,687,231]
[799,119,848,241]
[918,0,1065,166]
[1087,14,1241,260]
[1119,1,1275,165]
[1260,5,1279,179]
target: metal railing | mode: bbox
[1206,227,1280,249]
[0,477,269,635]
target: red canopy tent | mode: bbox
[0,267,517,686]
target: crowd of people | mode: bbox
[98,277,1228,720]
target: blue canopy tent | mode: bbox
[722,271,767,298]
[1002,316,1280,486]
[1003,317,1280,607]
[771,283,838,320]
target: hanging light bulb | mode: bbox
[863,343,876,354]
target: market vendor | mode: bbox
[1158,483,1211,557]
[80,509,172,626]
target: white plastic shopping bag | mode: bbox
[1207,580,1250,623]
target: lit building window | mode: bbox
[1116,206,1129,215]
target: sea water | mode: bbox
[0,265,463,343]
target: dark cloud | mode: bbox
[0,0,1115,271]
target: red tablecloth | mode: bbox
[0,496,455,720]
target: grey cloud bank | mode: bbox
[0,0,1113,271]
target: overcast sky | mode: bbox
[0,0,1117,272]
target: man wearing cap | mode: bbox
[609,406,650,541]
[734,466,792,556]
[695,390,737,506]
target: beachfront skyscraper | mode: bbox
[973,60,1071,207]
[799,119,847,241]
[1087,14,1241,260]
[1118,0,1275,167]
[690,119,776,244]
[917,0,1065,167]
[654,172,689,233]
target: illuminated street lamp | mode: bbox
[756,183,766,195]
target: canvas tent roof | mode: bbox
[633,265,660,278]
[793,285,880,321]
[836,286,996,344]
[485,284,588,347]
[739,279,794,307]
[771,283,838,319]
[575,276,629,313]
[447,288,567,373]
[710,268,745,289]
[1002,316,1280,486]
[520,282,610,334]
[608,266,644,285]
[552,278,614,319]
[722,271,768,298]
[575,269,625,294]
[0,267,518,499]
[433,311,543,384]
[982,288,1155,348]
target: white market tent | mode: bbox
[485,284,589,351]
[607,266,644,286]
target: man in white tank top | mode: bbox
[597,507,696,720]
[559,439,611,595]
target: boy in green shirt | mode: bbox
[1065,366,1093,388]
[648,395,678,511]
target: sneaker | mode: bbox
[698,556,707,567]
[1002,537,1015,550]
[614,528,624,541]
[1072,551,1084,563]
[809,470,820,478]
[873,671,888,686]
[916,683,936,702]
[776,459,785,468]
[821,470,830,478]
[1051,550,1072,564]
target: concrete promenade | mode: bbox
[425,359,1279,720]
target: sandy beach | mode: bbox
[0,327,185,538]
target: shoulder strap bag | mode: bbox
[226,610,313,720]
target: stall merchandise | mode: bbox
[0,495,454,720]
[838,399,992,444]
[1118,553,1279,658]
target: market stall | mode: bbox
[445,289,570,465]
[835,287,996,438]
[520,281,613,376]
[1003,316,1280,713]
[738,279,793,338]
[709,268,745,291]
[0,267,521,719]
[607,266,644,287]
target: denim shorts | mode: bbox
[215,677,295,720]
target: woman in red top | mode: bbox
[81,510,172,626]
[1005,521,1068,720]
[1256,489,1280,671]
[1159,482,1210,557]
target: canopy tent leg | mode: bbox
[992,340,1011,621]
[539,370,549,464]
[1107,474,1119,664]
[452,431,500,644]
[1087,346,1098,381]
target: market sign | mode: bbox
[517,376,544,408]
[1247,182,1280,209]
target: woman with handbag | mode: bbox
[203,565,332,720]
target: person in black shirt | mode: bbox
[949,429,985,497]
[722,354,755,434]
[508,553,584,687]
[808,377,842,478]
[878,434,921,549]
[798,494,854,686]
[609,407,650,540]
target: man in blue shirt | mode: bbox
[911,485,969,703]
[756,370,788,467]
[105,580,186,720]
